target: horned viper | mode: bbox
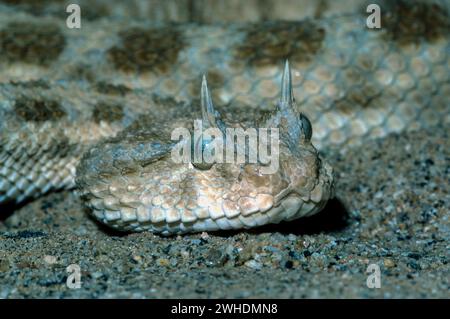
[0,0,448,234]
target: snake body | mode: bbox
[0,1,449,234]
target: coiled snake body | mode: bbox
[0,1,449,234]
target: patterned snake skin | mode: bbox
[0,1,449,235]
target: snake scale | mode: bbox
[0,1,449,235]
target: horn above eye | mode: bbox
[200,75,225,131]
[280,59,295,107]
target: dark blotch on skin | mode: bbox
[151,94,188,111]
[43,136,77,159]
[234,20,325,66]
[0,0,61,9]
[108,27,185,74]
[9,79,50,89]
[313,0,329,19]
[92,102,124,123]
[333,67,382,113]
[67,64,96,82]
[1,0,63,14]
[14,97,66,122]
[380,0,450,44]
[0,0,109,21]
[0,22,65,66]
[95,82,132,96]
[66,2,110,21]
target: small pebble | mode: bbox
[43,255,57,265]
[200,232,210,241]
[245,260,262,270]
[384,258,395,268]
[156,258,170,267]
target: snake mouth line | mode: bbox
[79,155,334,236]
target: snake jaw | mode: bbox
[259,138,333,223]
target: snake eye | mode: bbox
[192,161,214,170]
[193,162,213,170]
[299,113,312,141]
[192,136,215,170]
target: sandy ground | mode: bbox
[1,125,448,298]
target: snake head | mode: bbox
[76,60,334,235]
